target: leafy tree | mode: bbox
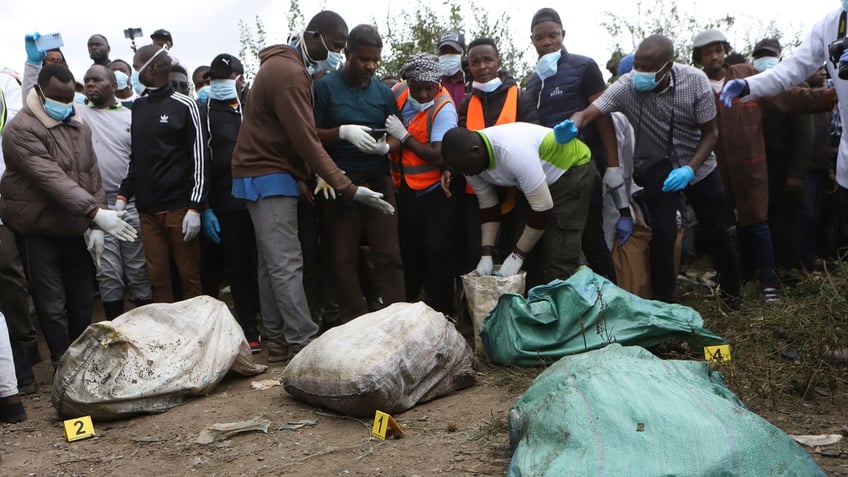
[601,0,735,63]
[376,1,530,83]
[238,15,267,81]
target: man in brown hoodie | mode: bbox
[232,11,394,362]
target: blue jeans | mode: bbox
[737,221,778,287]
[642,169,741,302]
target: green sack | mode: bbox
[508,345,825,477]
[481,267,725,367]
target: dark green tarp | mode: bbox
[507,345,824,477]
[481,267,725,367]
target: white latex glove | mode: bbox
[476,255,494,276]
[498,252,524,276]
[313,176,337,200]
[339,125,378,152]
[93,208,137,241]
[182,209,201,241]
[361,134,390,155]
[353,186,395,215]
[86,229,105,268]
[385,115,410,142]
[113,198,126,212]
[603,166,625,195]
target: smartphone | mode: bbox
[35,33,63,51]
[123,28,143,40]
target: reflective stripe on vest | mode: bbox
[389,82,451,190]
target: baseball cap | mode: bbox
[753,38,782,57]
[151,29,173,42]
[692,29,727,48]
[437,31,465,54]
[203,54,244,79]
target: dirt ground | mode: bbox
[2,297,847,476]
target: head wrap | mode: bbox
[402,53,442,83]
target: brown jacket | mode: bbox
[0,89,105,237]
[231,45,355,198]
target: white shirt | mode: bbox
[746,7,848,187]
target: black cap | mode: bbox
[437,31,465,53]
[753,38,781,58]
[151,29,173,41]
[203,54,244,79]
[531,8,562,29]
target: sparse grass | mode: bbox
[676,262,848,411]
[477,361,543,395]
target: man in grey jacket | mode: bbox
[0,64,136,366]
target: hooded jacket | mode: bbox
[0,89,105,237]
[231,45,355,198]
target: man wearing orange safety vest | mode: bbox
[453,37,540,274]
[384,53,459,314]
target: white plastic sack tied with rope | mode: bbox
[283,302,475,417]
[52,296,266,420]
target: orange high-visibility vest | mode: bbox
[389,82,452,190]
[464,85,519,214]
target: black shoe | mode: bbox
[17,379,38,395]
[0,395,27,423]
[720,291,743,311]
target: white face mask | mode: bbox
[407,95,434,112]
[472,77,503,93]
[439,54,462,76]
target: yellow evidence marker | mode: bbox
[63,416,96,442]
[371,410,403,441]
[704,344,731,363]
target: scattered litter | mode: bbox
[820,449,843,458]
[279,419,318,430]
[338,470,350,475]
[251,379,282,390]
[790,434,843,447]
[196,417,271,444]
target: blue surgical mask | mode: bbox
[632,63,669,92]
[209,79,238,101]
[114,70,129,90]
[130,70,145,95]
[196,85,211,103]
[472,77,503,93]
[73,92,87,104]
[753,57,779,71]
[843,0,848,11]
[535,50,561,80]
[407,96,434,112]
[439,54,462,76]
[39,87,73,121]
[299,30,343,74]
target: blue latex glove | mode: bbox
[25,33,45,65]
[841,49,848,63]
[615,216,634,246]
[662,165,694,192]
[201,209,221,244]
[719,79,748,108]
[553,119,578,144]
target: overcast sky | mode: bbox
[0,0,841,87]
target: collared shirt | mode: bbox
[593,63,717,184]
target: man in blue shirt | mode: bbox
[312,24,406,323]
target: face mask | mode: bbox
[114,70,129,90]
[753,57,779,71]
[196,85,211,103]
[472,77,503,93]
[843,0,848,11]
[130,71,145,95]
[632,62,669,92]
[38,86,73,121]
[209,79,238,100]
[535,50,562,81]
[439,54,462,76]
[73,92,87,104]
[300,30,342,73]
[407,96,434,112]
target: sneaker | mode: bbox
[762,287,782,305]
[248,340,262,355]
[266,341,289,363]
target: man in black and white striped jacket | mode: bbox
[117,44,208,303]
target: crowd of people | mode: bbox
[0,3,847,424]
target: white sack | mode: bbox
[52,296,266,420]
[282,302,475,417]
